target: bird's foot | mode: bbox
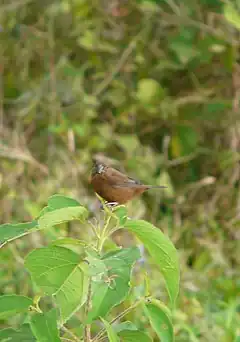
[99,201,119,211]
[106,201,119,208]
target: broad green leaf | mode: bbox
[101,318,120,342]
[38,194,88,221]
[87,247,140,322]
[124,220,179,307]
[38,206,88,229]
[51,237,87,248]
[0,324,36,342]
[47,195,82,209]
[25,246,88,323]
[224,3,240,30]
[0,295,33,319]
[30,309,61,342]
[144,299,174,342]
[0,220,38,248]
[118,330,152,342]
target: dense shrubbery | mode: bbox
[0,0,239,341]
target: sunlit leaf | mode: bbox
[0,295,33,319]
[124,220,179,307]
[47,194,83,209]
[38,206,88,229]
[101,318,120,342]
[145,299,174,342]
[0,220,38,248]
[25,246,88,323]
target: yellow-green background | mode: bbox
[0,0,240,340]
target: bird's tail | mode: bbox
[145,185,167,189]
[114,184,166,189]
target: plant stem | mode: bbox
[61,326,80,342]
[84,276,92,341]
[92,298,144,342]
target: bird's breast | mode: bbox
[91,175,146,204]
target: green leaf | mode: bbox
[114,321,138,332]
[173,125,198,156]
[38,206,88,229]
[38,194,87,219]
[51,237,87,248]
[118,330,152,342]
[224,3,240,30]
[113,205,128,226]
[30,309,61,342]
[114,322,152,341]
[25,246,88,323]
[86,253,108,276]
[47,195,82,209]
[0,324,36,342]
[101,318,120,342]
[144,299,174,342]
[124,220,179,307]
[0,295,33,319]
[87,247,140,322]
[0,220,38,248]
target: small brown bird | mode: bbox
[90,160,166,204]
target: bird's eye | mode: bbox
[97,164,105,173]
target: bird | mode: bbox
[90,160,166,204]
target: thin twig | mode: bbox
[61,325,80,342]
[84,277,92,342]
[92,298,144,342]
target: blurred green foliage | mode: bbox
[0,0,240,340]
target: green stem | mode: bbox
[92,298,145,342]
[84,277,92,342]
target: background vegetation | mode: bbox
[0,0,240,341]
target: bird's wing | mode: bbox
[102,167,141,187]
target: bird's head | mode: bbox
[92,159,106,175]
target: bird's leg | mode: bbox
[99,201,119,210]
[106,201,119,208]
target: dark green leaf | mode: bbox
[0,324,36,342]
[0,221,38,248]
[124,220,179,307]
[87,247,140,322]
[0,295,33,319]
[30,309,61,342]
[224,3,240,30]
[145,299,174,342]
